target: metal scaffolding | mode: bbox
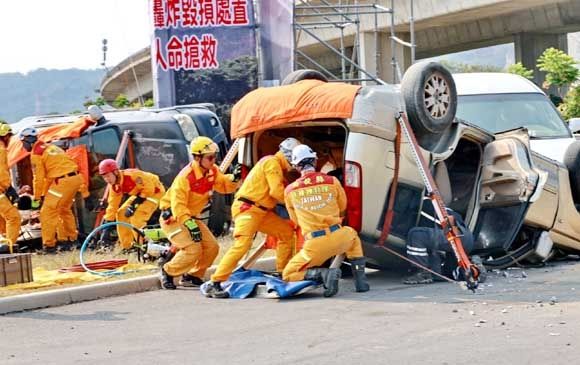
[293,0,416,84]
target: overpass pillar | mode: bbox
[359,31,411,84]
[514,32,568,93]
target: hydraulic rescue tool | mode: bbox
[378,112,480,291]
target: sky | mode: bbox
[0,0,151,74]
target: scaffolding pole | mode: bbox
[293,1,416,85]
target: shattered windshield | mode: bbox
[456,93,571,139]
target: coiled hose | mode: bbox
[79,221,145,277]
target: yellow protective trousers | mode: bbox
[0,194,21,245]
[56,207,78,241]
[283,226,364,282]
[161,218,219,278]
[115,196,160,249]
[40,174,83,248]
[210,202,295,282]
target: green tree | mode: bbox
[0,118,6,124]
[143,98,154,107]
[507,62,534,79]
[537,48,579,96]
[113,94,130,108]
[559,86,580,120]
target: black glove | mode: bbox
[184,218,202,242]
[232,164,243,182]
[5,186,19,204]
[84,197,95,211]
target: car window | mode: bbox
[457,93,571,139]
[91,128,120,160]
[132,138,190,188]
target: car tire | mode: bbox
[401,61,457,150]
[564,141,580,203]
[207,194,231,237]
[281,69,328,85]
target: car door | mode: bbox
[472,128,546,253]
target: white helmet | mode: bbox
[279,137,301,162]
[291,144,317,166]
[19,127,38,139]
[88,105,104,121]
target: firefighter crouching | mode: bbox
[159,136,241,290]
[0,123,21,249]
[20,127,85,253]
[282,145,370,297]
[205,137,301,299]
[98,159,165,251]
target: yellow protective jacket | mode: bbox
[0,142,12,192]
[104,169,165,221]
[160,161,238,225]
[30,142,79,200]
[284,171,346,234]
[235,151,291,209]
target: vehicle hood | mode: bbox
[529,138,575,163]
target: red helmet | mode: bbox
[98,159,119,175]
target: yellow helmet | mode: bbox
[190,136,219,155]
[0,123,13,137]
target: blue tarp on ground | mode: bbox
[200,269,318,299]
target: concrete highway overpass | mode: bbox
[100,0,580,103]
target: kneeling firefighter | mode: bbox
[20,127,85,253]
[205,137,300,298]
[282,145,369,297]
[159,136,241,290]
[98,159,165,251]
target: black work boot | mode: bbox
[38,246,57,255]
[323,268,341,297]
[305,268,341,297]
[160,268,176,290]
[56,240,74,252]
[205,281,229,299]
[179,274,204,287]
[350,257,370,292]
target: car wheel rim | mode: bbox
[424,73,450,119]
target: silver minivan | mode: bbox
[232,63,550,270]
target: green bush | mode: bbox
[507,62,534,79]
[560,86,580,120]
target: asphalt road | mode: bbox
[2,259,580,365]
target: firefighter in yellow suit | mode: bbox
[159,136,240,290]
[20,127,84,254]
[282,145,369,297]
[0,124,21,249]
[98,159,166,251]
[205,137,300,298]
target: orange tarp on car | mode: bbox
[8,116,95,167]
[230,80,361,139]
